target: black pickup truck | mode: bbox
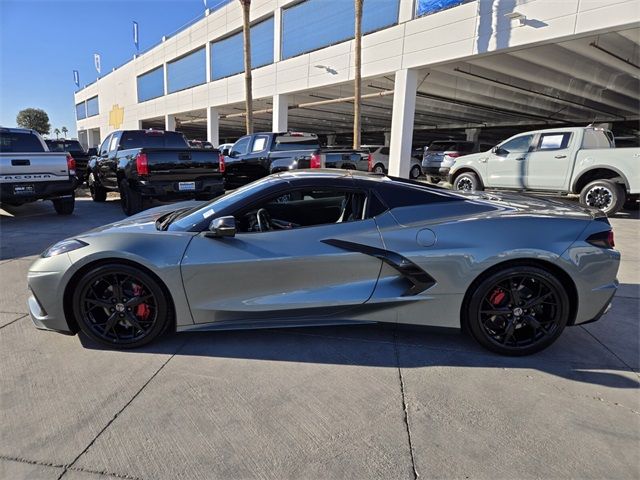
[223,132,364,187]
[87,129,224,215]
[45,139,90,184]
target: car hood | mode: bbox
[80,200,205,237]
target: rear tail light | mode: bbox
[446,152,461,158]
[587,230,615,249]
[66,153,76,175]
[219,154,225,173]
[310,153,321,169]
[136,152,149,175]
[367,154,373,172]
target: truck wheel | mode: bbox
[410,165,422,179]
[453,172,482,192]
[52,194,75,215]
[119,179,144,216]
[88,174,107,202]
[579,179,625,216]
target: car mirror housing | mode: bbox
[206,216,236,238]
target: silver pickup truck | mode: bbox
[0,127,77,214]
[447,126,639,215]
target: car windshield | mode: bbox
[167,176,281,231]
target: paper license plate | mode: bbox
[178,181,196,191]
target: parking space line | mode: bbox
[0,314,28,330]
[579,325,639,376]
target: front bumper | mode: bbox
[0,178,77,204]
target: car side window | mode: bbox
[231,136,251,156]
[498,135,534,154]
[380,147,390,155]
[235,188,369,233]
[108,135,119,152]
[98,135,111,156]
[536,132,571,151]
[251,135,269,153]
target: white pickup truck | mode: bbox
[447,126,639,215]
[0,127,77,214]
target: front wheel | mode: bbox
[72,264,171,348]
[52,194,75,215]
[465,266,569,356]
[410,165,422,179]
[453,172,482,192]
[88,173,107,202]
[579,179,625,216]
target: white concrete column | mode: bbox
[272,94,289,132]
[88,128,101,148]
[165,114,176,131]
[273,7,283,62]
[398,0,415,23]
[465,128,480,144]
[384,131,391,147]
[388,69,418,178]
[207,107,220,146]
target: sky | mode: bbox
[0,0,226,137]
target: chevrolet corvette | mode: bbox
[27,170,619,355]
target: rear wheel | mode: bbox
[453,172,482,192]
[119,179,145,216]
[410,165,422,179]
[88,173,107,202]
[52,194,75,215]
[465,266,569,356]
[372,163,386,174]
[579,179,625,216]
[72,264,171,348]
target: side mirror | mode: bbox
[206,216,236,238]
[222,148,230,156]
[494,147,508,156]
[87,148,97,156]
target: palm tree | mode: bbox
[353,0,363,149]
[61,126,68,139]
[239,0,253,134]
[54,128,61,139]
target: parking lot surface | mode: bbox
[1,193,638,480]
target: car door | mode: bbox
[236,134,271,180]
[99,133,120,188]
[223,135,252,185]
[525,131,573,190]
[94,134,111,184]
[486,134,535,188]
[180,182,385,325]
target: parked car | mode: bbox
[223,132,362,187]
[357,145,423,179]
[0,127,77,214]
[45,139,90,183]
[217,143,234,155]
[448,126,640,215]
[28,170,619,356]
[87,129,224,215]
[422,140,477,183]
[188,139,214,149]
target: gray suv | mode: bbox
[422,140,476,183]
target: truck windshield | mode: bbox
[120,131,188,149]
[0,131,45,152]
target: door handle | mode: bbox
[555,155,567,159]
[516,157,526,161]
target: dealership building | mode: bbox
[74,0,639,176]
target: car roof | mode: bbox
[0,127,37,134]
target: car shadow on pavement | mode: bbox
[79,317,640,390]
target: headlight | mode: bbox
[42,239,88,258]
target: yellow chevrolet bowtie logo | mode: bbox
[109,104,124,129]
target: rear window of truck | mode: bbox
[0,131,45,152]
[273,134,320,151]
[45,140,85,153]
[120,131,188,149]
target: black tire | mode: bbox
[52,194,75,215]
[72,264,172,349]
[119,179,144,216]
[372,163,386,174]
[465,266,569,356]
[88,173,107,202]
[579,179,625,216]
[453,172,482,192]
[410,165,422,179]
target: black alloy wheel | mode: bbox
[466,266,569,355]
[73,264,171,348]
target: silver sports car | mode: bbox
[28,170,620,355]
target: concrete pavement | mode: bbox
[1,194,638,480]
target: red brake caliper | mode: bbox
[489,288,506,306]
[132,283,151,320]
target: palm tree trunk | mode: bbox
[353,0,363,149]
[240,0,253,134]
